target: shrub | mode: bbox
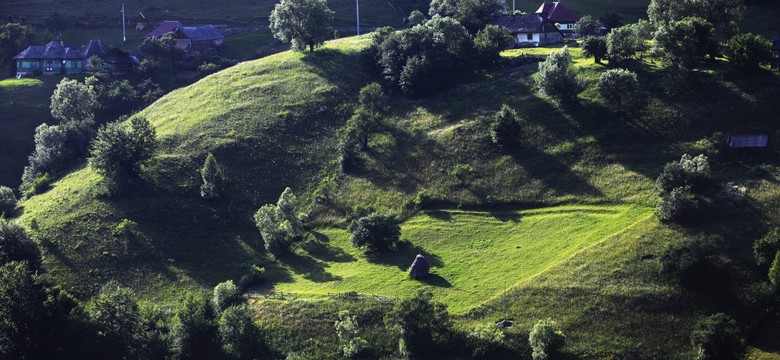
[450,164,476,187]
[339,134,363,173]
[690,313,744,360]
[754,228,780,267]
[466,325,505,358]
[349,212,401,252]
[597,68,641,113]
[659,235,713,284]
[581,36,607,64]
[656,154,710,194]
[170,293,219,359]
[656,186,698,222]
[606,25,641,63]
[529,318,565,360]
[411,189,439,209]
[88,117,158,195]
[490,104,522,147]
[725,33,771,70]
[0,219,40,270]
[86,283,143,358]
[770,251,780,288]
[213,280,241,313]
[385,290,451,357]
[254,188,304,257]
[21,119,95,191]
[335,310,368,358]
[238,265,265,291]
[50,78,98,123]
[198,62,220,75]
[200,153,224,200]
[24,173,52,198]
[473,25,513,66]
[0,186,17,216]
[218,305,264,360]
[535,47,579,104]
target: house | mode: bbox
[80,39,110,70]
[493,14,564,47]
[102,48,136,73]
[772,37,779,70]
[535,2,581,34]
[14,41,83,77]
[145,21,223,52]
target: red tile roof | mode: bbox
[535,2,580,23]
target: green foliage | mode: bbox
[654,17,718,70]
[600,12,624,31]
[489,104,523,147]
[474,25,514,66]
[466,324,505,358]
[428,0,457,17]
[88,117,158,195]
[0,261,48,359]
[606,26,641,63]
[529,318,565,360]
[200,153,224,200]
[408,10,426,26]
[535,47,578,104]
[24,173,53,197]
[0,186,16,216]
[371,17,473,95]
[769,251,780,288]
[754,228,780,267]
[453,0,505,33]
[597,68,641,113]
[581,36,607,64]
[335,310,368,358]
[238,265,266,291]
[50,78,98,123]
[112,218,138,239]
[0,23,34,74]
[254,187,304,257]
[655,186,698,222]
[450,163,476,187]
[574,15,600,37]
[199,62,221,75]
[0,219,40,270]
[345,83,386,151]
[349,212,401,252]
[385,289,451,357]
[690,313,744,360]
[269,0,334,52]
[358,82,387,113]
[213,280,242,313]
[86,283,144,358]
[656,154,710,194]
[218,305,264,360]
[170,293,218,359]
[139,33,185,78]
[658,235,714,284]
[647,0,743,37]
[21,119,95,190]
[725,33,772,70]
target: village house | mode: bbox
[14,41,83,77]
[493,13,564,47]
[145,21,224,52]
[535,1,581,34]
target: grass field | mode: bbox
[271,204,652,314]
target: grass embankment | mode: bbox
[272,204,651,314]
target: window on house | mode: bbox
[45,61,53,71]
[527,33,533,40]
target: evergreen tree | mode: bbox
[200,153,224,200]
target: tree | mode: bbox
[345,83,386,151]
[656,186,698,222]
[654,17,717,70]
[349,212,401,252]
[535,46,579,104]
[428,0,458,17]
[86,283,144,358]
[50,78,98,123]
[0,23,34,75]
[139,33,184,79]
[769,251,780,288]
[408,10,426,26]
[725,33,771,71]
[335,310,368,358]
[529,318,565,360]
[200,153,224,200]
[21,119,95,191]
[754,228,780,267]
[254,188,304,257]
[213,281,241,313]
[575,15,600,37]
[490,104,522,147]
[358,82,387,114]
[170,293,219,360]
[600,12,623,32]
[466,325,505,358]
[473,25,514,66]
[581,36,607,64]
[0,261,48,359]
[385,290,451,357]
[690,313,744,360]
[0,219,40,270]
[454,0,505,33]
[450,163,476,187]
[648,0,743,38]
[656,154,710,194]
[89,117,157,195]
[606,25,640,63]
[218,305,264,360]
[269,0,334,52]
[0,186,16,216]
[597,68,641,113]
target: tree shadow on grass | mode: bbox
[303,232,356,263]
[300,48,373,93]
[490,211,522,223]
[418,273,452,288]
[281,251,342,283]
[426,210,454,222]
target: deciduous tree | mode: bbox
[269,0,334,52]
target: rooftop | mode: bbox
[535,2,580,23]
[728,134,768,148]
[14,41,82,60]
[493,14,560,34]
[180,25,224,41]
[145,21,182,38]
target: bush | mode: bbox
[238,265,265,291]
[407,10,426,26]
[659,235,714,284]
[385,290,451,357]
[606,25,641,63]
[200,153,224,200]
[21,119,95,191]
[0,186,17,216]
[254,188,304,257]
[490,104,522,147]
[656,186,699,222]
[466,325,505,358]
[473,25,513,66]
[86,283,143,358]
[581,36,607,64]
[656,154,710,194]
[535,47,579,104]
[349,212,401,252]
[50,78,98,123]
[213,280,241,313]
[529,318,565,360]
[725,33,771,70]
[335,310,368,358]
[597,68,641,113]
[0,219,40,270]
[24,173,52,198]
[574,15,600,37]
[218,305,264,360]
[690,313,744,360]
[170,293,219,359]
[450,163,476,187]
[654,17,718,70]
[198,62,220,75]
[754,228,780,267]
[88,117,158,195]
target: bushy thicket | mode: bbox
[655,154,711,222]
[385,290,451,358]
[654,17,718,70]
[335,310,368,358]
[473,25,514,66]
[213,280,241,313]
[466,324,505,358]
[725,33,772,70]
[428,0,504,33]
[254,187,305,257]
[88,117,158,195]
[656,186,699,222]
[690,313,744,360]
[0,219,41,270]
[528,318,565,360]
[349,212,401,252]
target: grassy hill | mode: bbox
[13,28,780,359]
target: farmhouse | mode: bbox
[772,37,779,70]
[145,21,224,52]
[102,48,135,73]
[535,1,581,34]
[493,14,564,47]
[14,41,84,77]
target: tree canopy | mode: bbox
[269,0,334,52]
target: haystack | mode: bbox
[409,254,430,279]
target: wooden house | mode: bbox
[493,14,564,47]
[14,41,83,77]
[145,21,223,52]
[102,48,135,73]
[535,2,581,34]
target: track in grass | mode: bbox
[270,203,652,314]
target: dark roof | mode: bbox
[146,21,182,38]
[102,48,134,65]
[728,134,768,148]
[493,14,560,34]
[80,39,110,58]
[14,41,82,60]
[535,2,580,23]
[180,25,223,41]
[176,39,192,50]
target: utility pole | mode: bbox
[512,0,515,13]
[121,2,127,43]
[356,0,360,36]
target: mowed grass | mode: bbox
[0,78,43,88]
[271,204,651,314]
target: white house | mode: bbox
[493,14,564,47]
[535,2,581,34]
